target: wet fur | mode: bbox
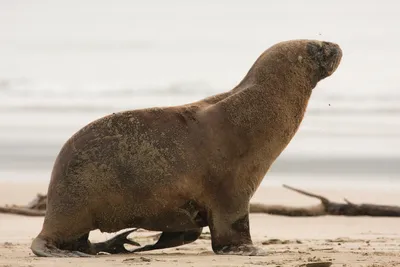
[31,39,342,257]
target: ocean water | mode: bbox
[0,0,399,185]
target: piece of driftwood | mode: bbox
[0,193,46,216]
[250,184,400,217]
[0,206,45,216]
[1,185,400,217]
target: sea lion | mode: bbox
[30,39,342,257]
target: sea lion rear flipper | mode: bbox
[132,228,203,253]
[92,228,141,254]
[30,236,92,257]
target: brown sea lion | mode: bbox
[30,39,342,257]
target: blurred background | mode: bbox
[0,0,398,187]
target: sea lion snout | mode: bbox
[307,40,342,79]
[322,42,342,62]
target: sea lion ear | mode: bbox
[297,55,303,63]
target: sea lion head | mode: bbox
[282,39,342,88]
[243,39,342,90]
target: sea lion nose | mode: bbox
[323,42,342,58]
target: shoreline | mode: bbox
[2,172,400,190]
[2,178,400,206]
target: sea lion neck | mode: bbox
[216,80,312,142]
[216,43,316,135]
[203,44,317,168]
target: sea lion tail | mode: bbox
[30,235,91,257]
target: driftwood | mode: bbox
[1,185,400,217]
[250,184,400,217]
[0,193,46,216]
[0,206,45,216]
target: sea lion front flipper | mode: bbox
[132,228,203,253]
[208,207,266,256]
[92,228,141,254]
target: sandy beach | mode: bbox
[1,181,399,267]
